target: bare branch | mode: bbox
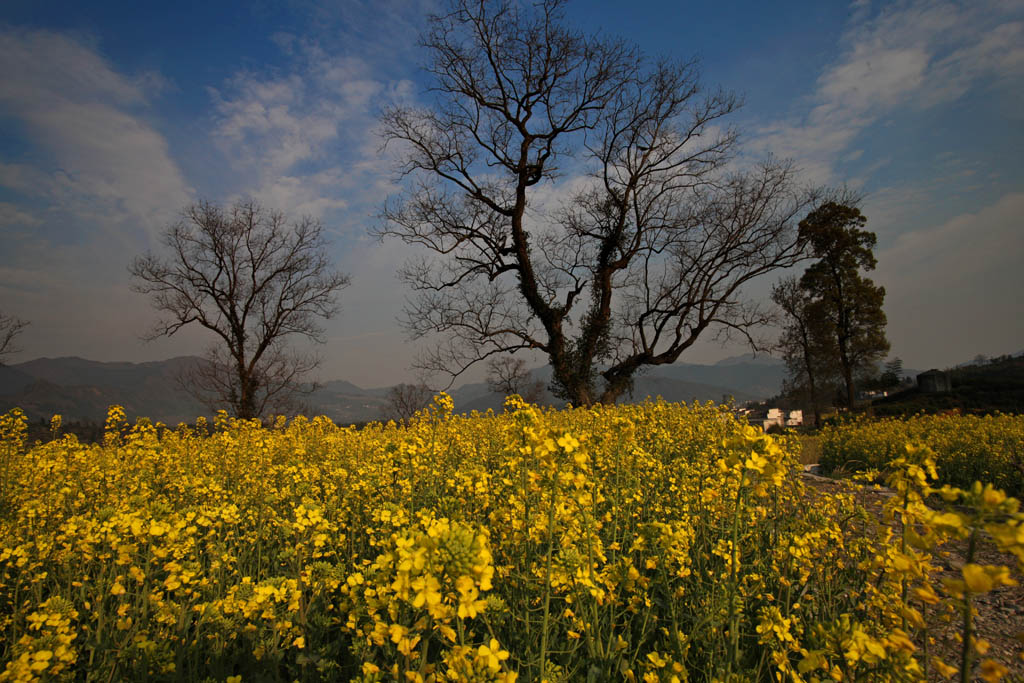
[380,0,824,406]
[486,355,545,403]
[130,199,350,419]
[0,313,28,365]
[382,383,434,423]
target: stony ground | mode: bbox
[801,468,1024,681]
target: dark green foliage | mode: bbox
[879,357,904,387]
[796,203,889,408]
[872,356,1024,416]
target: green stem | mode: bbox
[539,495,557,678]
[899,487,909,630]
[921,600,929,681]
[417,624,432,679]
[959,528,977,683]
[727,473,745,676]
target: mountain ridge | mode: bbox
[0,354,786,424]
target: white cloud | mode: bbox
[211,71,339,174]
[209,41,413,222]
[819,47,929,110]
[0,202,41,226]
[0,29,157,107]
[922,21,1024,104]
[199,36,431,382]
[879,192,1024,285]
[753,0,1024,184]
[0,22,423,378]
[0,29,197,367]
[282,0,438,68]
[0,162,68,200]
[0,29,190,231]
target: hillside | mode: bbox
[654,354,786,399]
[871,355,1024,415]
[0,354,785,425]
[305,381,391,424]
[451,368,761,415]
[0,357,206,424]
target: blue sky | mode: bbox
[1,0,1022,386]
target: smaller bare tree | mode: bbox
[0,313,28,365]
[383,383,434,423]
[771,276,837,426]
[486,356,545,404]
[130,200,350,419]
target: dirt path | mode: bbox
[800,468,1024,681]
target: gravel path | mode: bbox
[800,467,1024,680]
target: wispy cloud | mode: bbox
[278,0,437,70]
[0,202,41,227]
[753,0,1024,184]
[1,1,1019,378]
[208,38,415,225]
[0,29,200,363]
[200,30,430,382]
[0,28,190,231]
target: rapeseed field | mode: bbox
[1,398,1021,681]
[819,414,1024,498]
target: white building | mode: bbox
[762,408,803,431]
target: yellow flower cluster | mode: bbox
[0,597,78,682]
[0,400,1021,681]
[818,413,1024,496]
[341,515,505,681]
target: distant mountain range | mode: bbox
[0,357,208,425]
[0,354,787,424]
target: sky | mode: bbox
[0,0,1022,387]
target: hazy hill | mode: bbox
[0,364,35,395]
[306,381,391,424]
[0,356,206,424]
[654,354,787,399]
[872,355,1024,416]
[0,354,786,425]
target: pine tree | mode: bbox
[797,203,889,408]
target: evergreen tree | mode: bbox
[797,203,889,408]
[880,357,904,386]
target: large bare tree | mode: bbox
[130,200,350,419]
[0,313,28,365]
[378,0,821,405]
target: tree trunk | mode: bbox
[236,359,254,420]
[841,359,855,410]
[807,366,821,427]
[551,360,596,407]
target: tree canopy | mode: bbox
[794,202,889,408]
